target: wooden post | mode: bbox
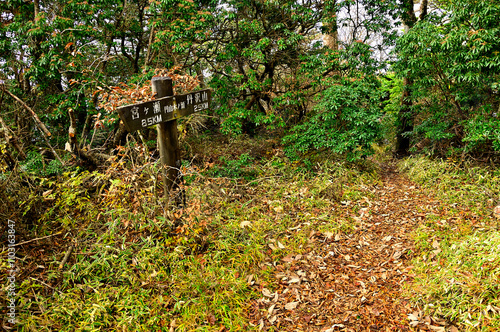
[151,77,182,199]
[117,79,210,206]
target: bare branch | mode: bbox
[1,85,64,165]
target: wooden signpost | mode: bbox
[117,77,211,199]
[117,82,211,133]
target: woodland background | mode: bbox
[1,0,498,169]
[1,0,500,331]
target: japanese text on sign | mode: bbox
[117,89,211,132]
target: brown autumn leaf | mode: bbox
[494,205,500,219]
[262,288,273,297]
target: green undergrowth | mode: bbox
[5,149,380,331]
[399,156,500,331]
[399,157,499,216]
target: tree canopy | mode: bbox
[1,0,499,173]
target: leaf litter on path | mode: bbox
[247,165,458,331]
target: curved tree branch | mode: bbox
[1,85,64,164]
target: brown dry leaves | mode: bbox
[247,167,458,331]
[97,66,200,113]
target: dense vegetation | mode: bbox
[1,0,499,331]
[1,0,499,165]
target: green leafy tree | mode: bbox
[283,40,384,161]
[0,0,156,167]
[394,0,500,157]
[153,0,335,134]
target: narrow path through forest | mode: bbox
[247,164,450,331]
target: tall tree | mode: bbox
[153,0,330,134]
[395,0,428,156]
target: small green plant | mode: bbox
[410,231,500,331]
[44,159,66,176]
[398,156,499,215]
[208,153,257,180]
[21,150,45,174]
[20,150,70,177]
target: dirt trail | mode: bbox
[248,165,443,331]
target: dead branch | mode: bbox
[29,277,63,295]
[13,232,63,247]
[68,109,99,168]
[0,114,26,160]
[2,86,52,137]
[58,245,74,270]
[1,85,64,165]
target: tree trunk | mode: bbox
[112,122,128,147]
[395,0,421,156]
[34,0,40,20]
[68,109,98,169]
[395,77,413,156]
[323,0,338,51]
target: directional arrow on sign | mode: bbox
[117,89,211,132]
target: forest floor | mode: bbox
[5,139,499,331]
[246,162,459,332]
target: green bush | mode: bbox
[283,77,383,161]
[21,150,68,177]
[394,0,500,156]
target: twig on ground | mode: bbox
[30,277,63,294]
[13,232,63,247]
[59,245,74,270]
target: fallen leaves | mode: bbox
[262,288,273,298]
[493,205,500,219]
[247,167,452,331]
[408,310,459,331]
